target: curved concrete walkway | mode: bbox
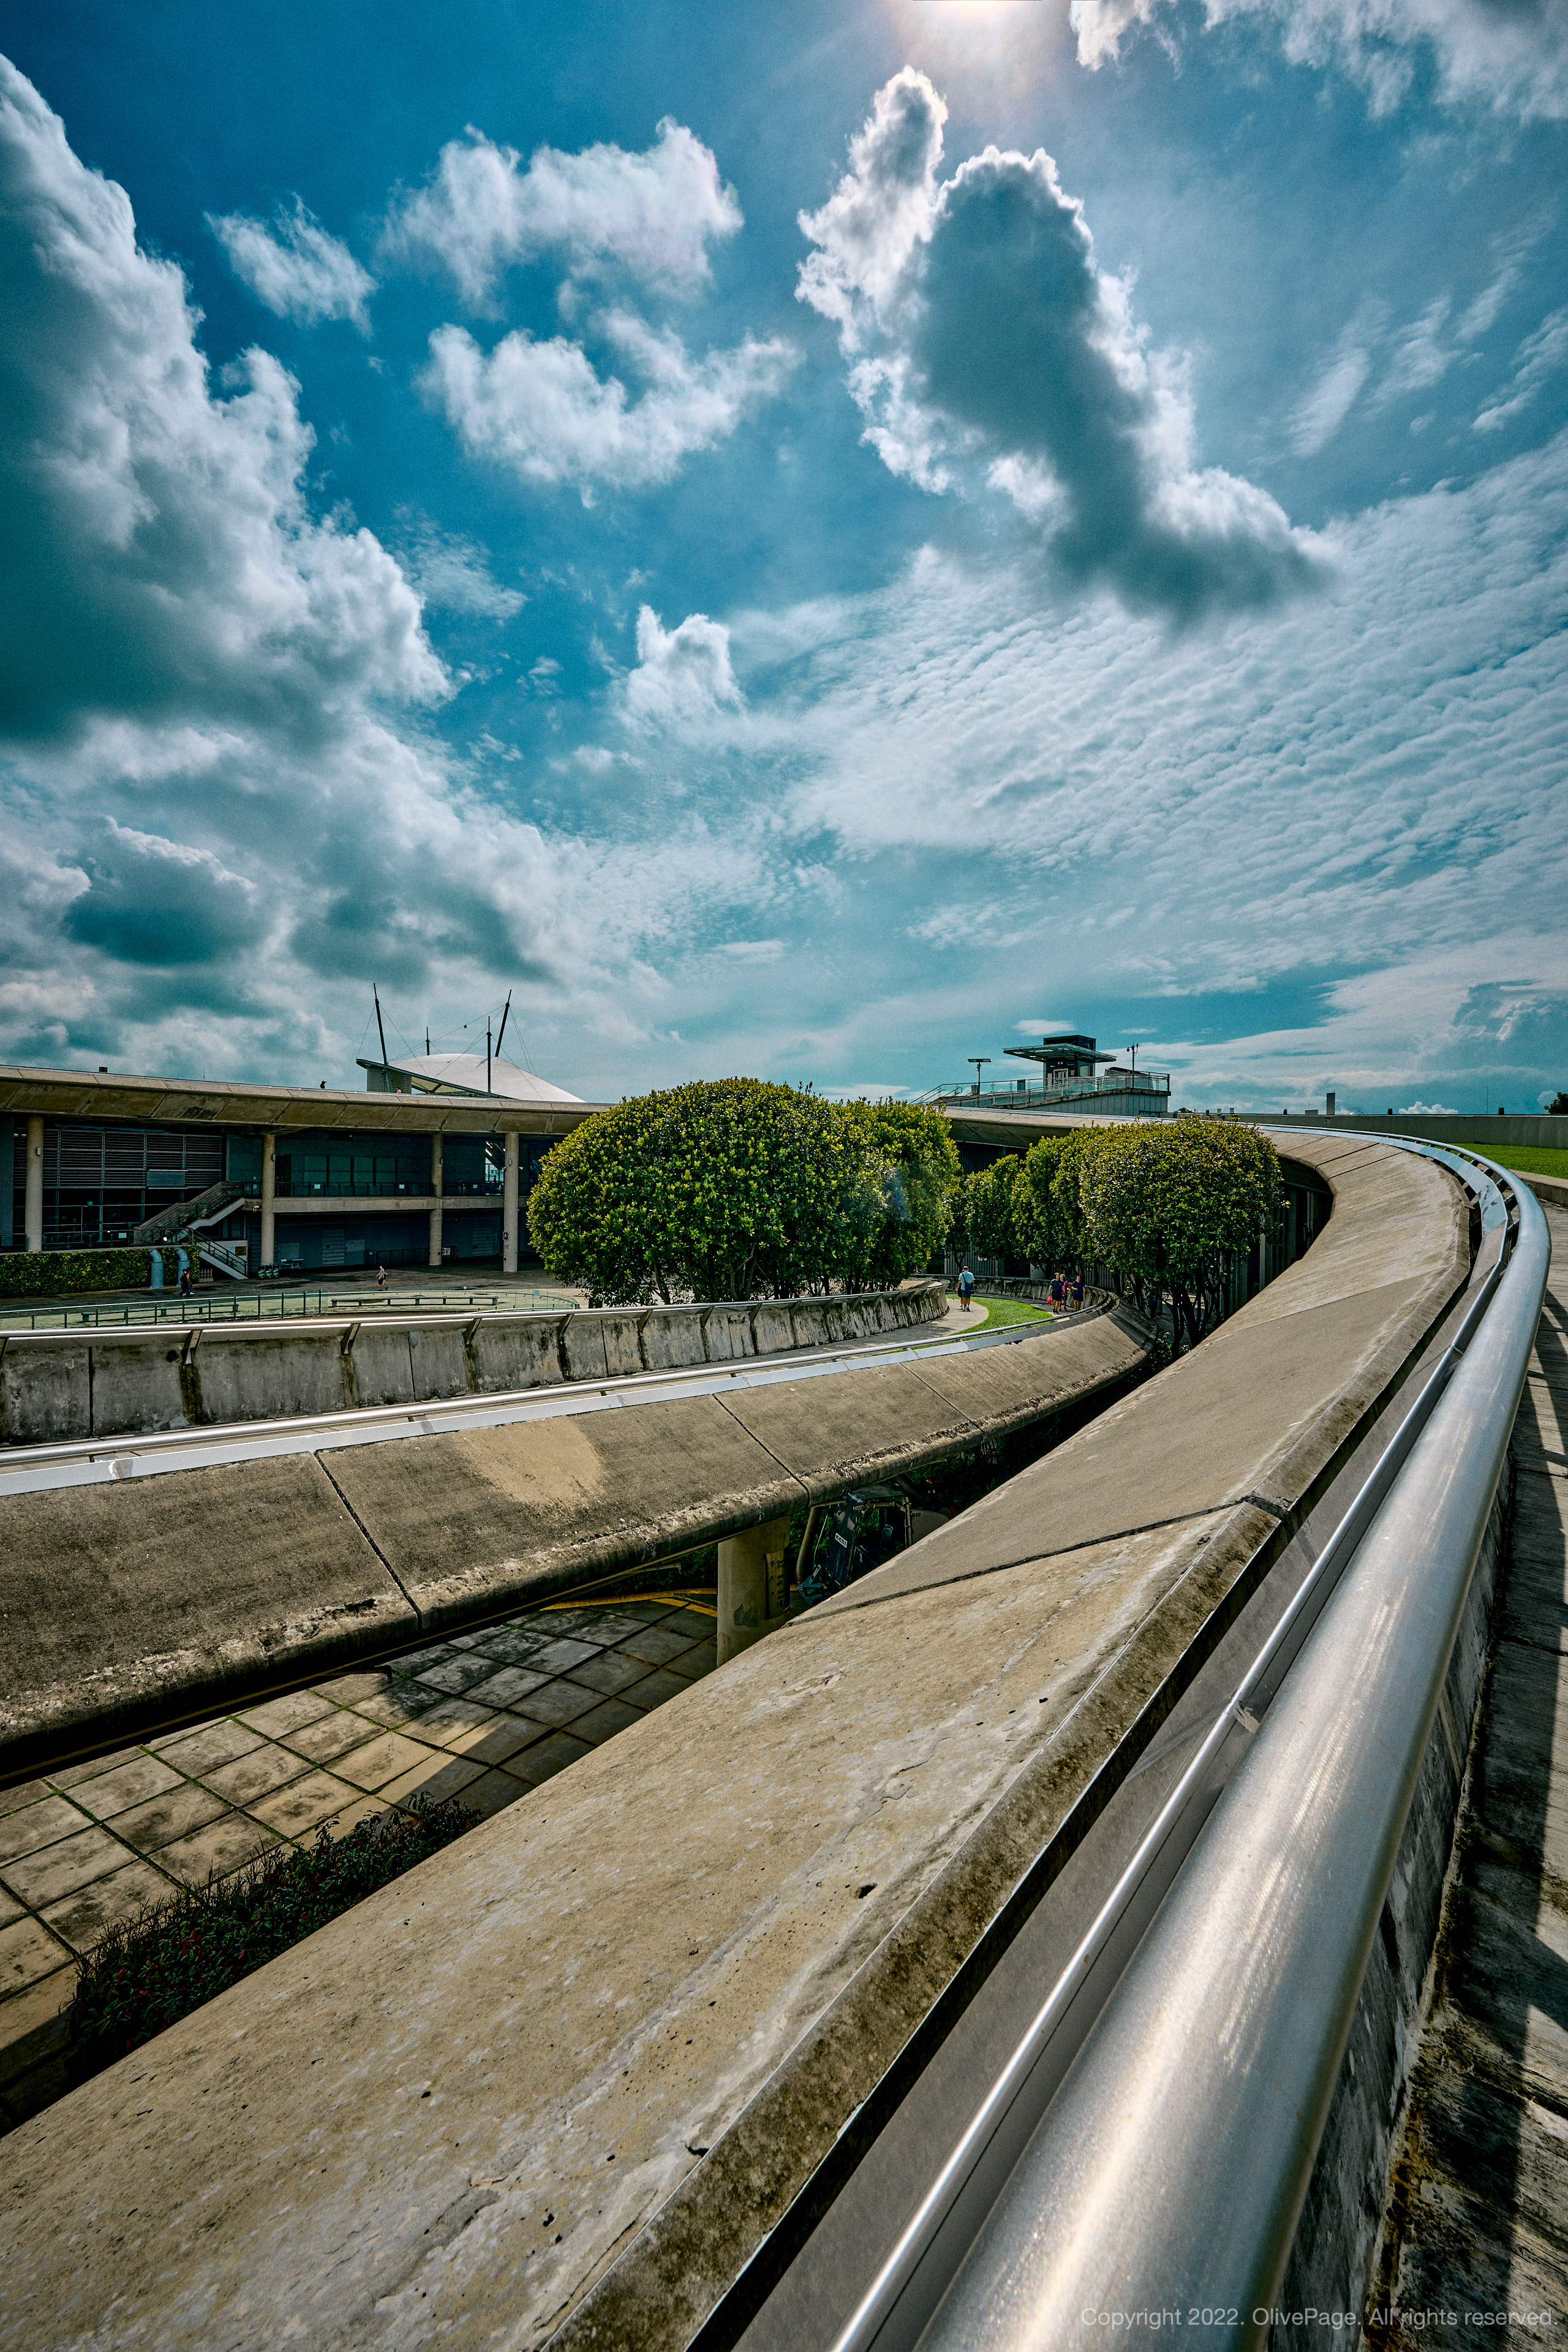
[0,1134,1469,2352]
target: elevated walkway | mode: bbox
[1367,1201,1568,2338]
[0,1132,1474,2350]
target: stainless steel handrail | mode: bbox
[899,1154,1548,2348]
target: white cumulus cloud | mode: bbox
[798,68,1322,623]
[1069,0,1568,122]
[382,116,742,309]
[422,308,795,496]
[208,197,375,330]
[625,605,743,725]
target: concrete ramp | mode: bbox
[0,1310,1147,1781]
[0,1133,1474,2352]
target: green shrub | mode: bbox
[527,1079,960,1303]
[69,1795,477,2067]
[835,1100,963,1289]
[1066,1115,1281,1354]
[962,1156,1022,1265]
[0,1246,175,1297]
[1011,1137,1076,1270]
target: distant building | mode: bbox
[924,1031,1170,1120]
[2,1057,598,1275]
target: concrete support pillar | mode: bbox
[24,1115,44,1252]
[717,1511,794,1665]
[503,1132,519,1275]
[429,1133,443,1269]
[260,1132,275,1270]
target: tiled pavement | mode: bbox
[0,1593,717,2129]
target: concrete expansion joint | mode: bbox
[315,1452,425,1632]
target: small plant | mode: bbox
[69,1795,478,2067]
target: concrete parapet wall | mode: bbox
[0,1298,1139,1782]
[0,1133,1477,2352]
[0,1281,948,1447]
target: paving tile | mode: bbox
[111,1782,229,1855]
[440,1717,541,1769]
[331,1733,437,1792]
[613,1597,679,1623]
[0,1795,91,1870]
[465,1667,551,1710]
[378,1754,486,1810]
[237,1689,334,1738]
[513,1680,598,1730]
[280,1710,381,1767]
[417,1657,497,1695]
[668,1641,718,1679]
[345,1684,442,1740]
[390,1643,459,1676]
[526,1637,602,1673]
[413,1696,498,1747]
[48,1744,144,1790]
[0,1966,74,2086]
[456,1768,528,1821]
[67,1754,184,1822]
[561,1651,654,1699]
[2,1825,129,1910]
[41,1859,172,1954]
[312,1672,391,1705]
[659,1607,720,1639]
[314,1793,396,1839]
[0,1779,51,1821]
[469,1626,556,1667]
[0,1888,24,1930]
[0,1916,74,1997]
[569,1698,646,1746]
[203,1743,311,1807]
[554,1610,653,1643]
[447,1630,494,1651]
[158,1814,277,1888]
[249,1772,355,1838]
[155,1717,264,1777]
[501,1731,594,1786]
[623,1666,698,1711]
[615,1625,699,1666]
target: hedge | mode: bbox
[0,1246,175,1297]
[69,1795,478,2068]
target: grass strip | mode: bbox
[69,1794,478,2068]
[1461,1142,1568,1180]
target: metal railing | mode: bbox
[832,1141,1550,2351]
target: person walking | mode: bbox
[958,1265,974,1313]
[375,1261,387,1291]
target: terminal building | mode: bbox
[1,1054,598,1275]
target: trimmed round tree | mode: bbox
[1069,1114,1281,1352]
[527,1078,865,1304]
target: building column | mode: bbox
[24,1116,44,1253]
[260,1132,275,1270]
[429,1133,443,1269]
[503,1133,519,1275]
[717,1511,794,1665]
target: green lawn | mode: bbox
[1458,1143,1568,1179]
[967,1295,1055,1329]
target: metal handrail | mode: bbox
[836,1146,1548,2351]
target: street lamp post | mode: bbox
[968,1057,990,1098]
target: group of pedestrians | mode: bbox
[953,1267,1085,1314]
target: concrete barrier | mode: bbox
[0,1281,948,1446]
[0,1135,1476,2352]
[0,1300,1141,1781]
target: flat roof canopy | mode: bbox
[1006,1035,1118,1066]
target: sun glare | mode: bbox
[884,0,1070,105]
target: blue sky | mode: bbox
[1,0,1565,1113]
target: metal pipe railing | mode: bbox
[902,1156,1548,2348]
